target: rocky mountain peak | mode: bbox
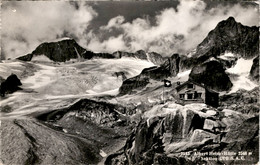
[180,16,259,71]
[195,16,258,59]
[17,38,87,62]
[162,53,180,76]
[134,50,147,60]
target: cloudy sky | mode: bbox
[1,0,259,59]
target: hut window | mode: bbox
[187,93,193,99]
[194,92,202,99]
[179,94,185,99]
[187,84,194,89]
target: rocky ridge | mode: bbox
[180,17,259,70]
[119,54,180,95]
[189,60,233,92]
[118,17,258,95]
[249,56,259,82]
[17,40,165,65]
[106,103,258,165]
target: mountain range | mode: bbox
[1,16,259,165]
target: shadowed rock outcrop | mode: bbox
[189,61,233,92]
[119,54,180,95]
[106,106,258,165]
[147,52,166,66]
[122,110,209,164]
[18,39,87,62]
[0,74,22,97]
[220,87,259,115]
[249,56,259,82]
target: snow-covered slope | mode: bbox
[0,61,26,79]
[0,58,155,118]
[218,52,236,60]
[226,58,257,93]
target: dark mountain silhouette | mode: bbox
[17,40,165,65]
[189,60,233,92]
[17,39,86,62]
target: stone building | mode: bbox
[176,81,219,107]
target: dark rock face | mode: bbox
[112,51,136,59]
[249,56,259,82]
[0,74,22,97]
[112,50,147,60]
[147,52,166,66]
[119,54,180,95]
[135,50,148,60]
[106,108,258,165]
[17,39,115,62]
[220,87,259,115]
[163,54,180,76]
[180,17,259,70]
[18,39,87,62]
[189,60,233,92]
[124,117,164,165]
[81,50,115,60]
[122,110,206,164]
[0,76,5,83]
[196,17,258,58]
[17,40,165,66]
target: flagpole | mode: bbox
[163,84,164,104]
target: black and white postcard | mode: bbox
[0,1,259,164]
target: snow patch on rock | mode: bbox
[226,58,257,93]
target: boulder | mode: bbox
[219,88,259,115]
[190,129,217,142]
[0,74,22,97]
[147,52,166,66]
[222,116,259,143]
[203,119,226,132]
[189,60,233,92]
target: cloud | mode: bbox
[2,1,97,59]
[86,0,258,56]
[1,1,258,59]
